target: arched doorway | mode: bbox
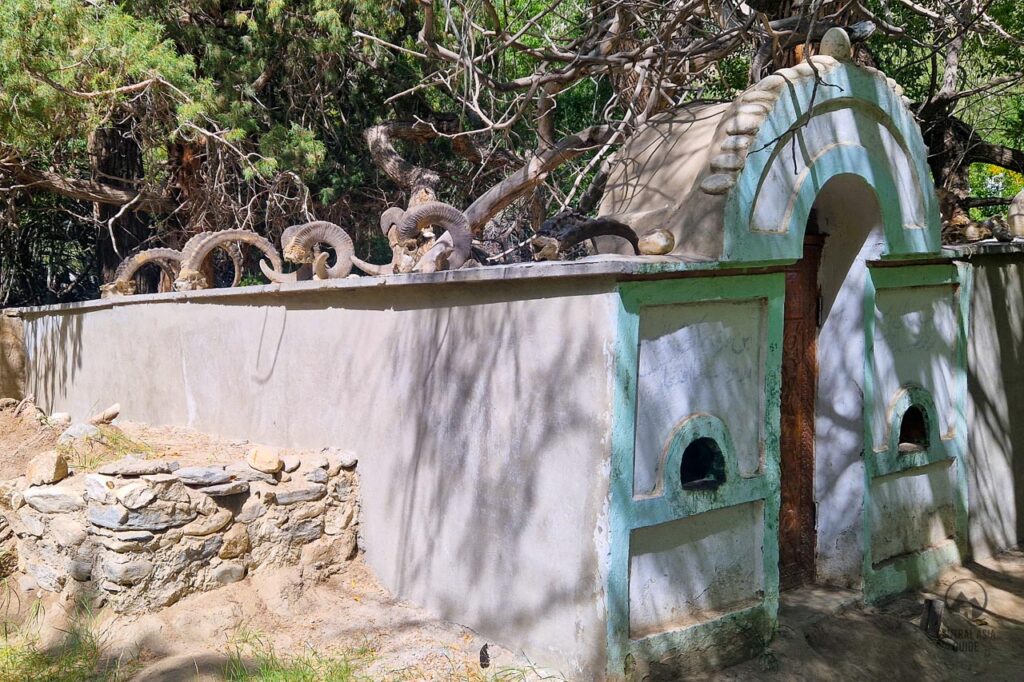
[779,175,888,589]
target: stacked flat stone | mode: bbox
[0,446,360,612]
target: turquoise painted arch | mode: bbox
[721,62,942,262]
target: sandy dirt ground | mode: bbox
[48,545,1023,682]
[2,404,1024,680]
[713,550,1024,681]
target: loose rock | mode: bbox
[58,423,102,445]
[281,455,301,473]
[87,403,121,425]
[0,479,25,510]
[48,412,72,427]
[197,481,249,497]
[219,523,251,559]
[211,562,246,585]
[88,502,197,532]
[23,485,85,514]
[187,491,219,516]
[224,462,277,484]
[26,451,69,486]
[50,516,87,548]
[246,446,283,474]
[236,495,267,523]
[94,534,150,554]
[83,474,116,504]
[17,510,46,537]
[638,229,675,256]
[325,502,357,535]
[26,561,64,592]
[88,526,155,543]
[320,448,356,474]
[304,468,328,484]
[292,501,326,522]
[115,482,157,510]
[267,484,326,506]
[101,557,153,586]
[175,466,232,487]
[182,509,232,537]
[98,455,177,477]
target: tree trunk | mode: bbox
[90,123,149,283]
[921,114,1024,226]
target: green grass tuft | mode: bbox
[0,592,133,682]
[223,628,372,681]
[58,425,155,471]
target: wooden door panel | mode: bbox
[779,236,823,589]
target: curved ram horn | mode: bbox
[176,230,283,291]
[379,207,405,237]
[279,223,304,251]
[259,223,312,283]
[534,211,640,257]
[397,202,472,270]
[102,248,183,298]
[412,232,453,274]
[219,242,244,287]
[260,259,299,283]
[312,252,331,280]
[351,254,392,276]
[280,221,354,279]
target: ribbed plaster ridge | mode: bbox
[698,55,910,197]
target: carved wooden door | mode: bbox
[778,234,823,589]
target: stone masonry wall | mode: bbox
[0,445,359,612]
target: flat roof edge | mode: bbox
[4,255,720,316]
[946,239,1024,258]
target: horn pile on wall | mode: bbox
[101,204,480,299]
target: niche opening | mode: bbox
[898,405,929,453]
[680,437,726,491]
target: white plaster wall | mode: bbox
[20,278,620,679]
[628,501,764,638]
[966,256,1024,560]
[812,176,885,586]
[634,300,766,496]
[871,285,958,448]
[869,462,957,564]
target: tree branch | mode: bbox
[962,196,1013,209]
[0,157,171,213]
[968,138,1024,174]
[364,121,443,200]
[464,125,614,233]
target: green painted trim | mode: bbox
[868,263,957,289]
[860,269,878,590]
[861,264,969,603]
[619,274,783,309]
[953,262,974,559]
[607,274,784,678]
[871,385,951,477]
[628,603,774,677]
[864,540,962,604]
[724,64,942,263]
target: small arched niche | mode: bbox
[897,404,929,453]
[886,385,940,457]
[680,437,726,491]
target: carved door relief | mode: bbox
[779,234,823,590]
